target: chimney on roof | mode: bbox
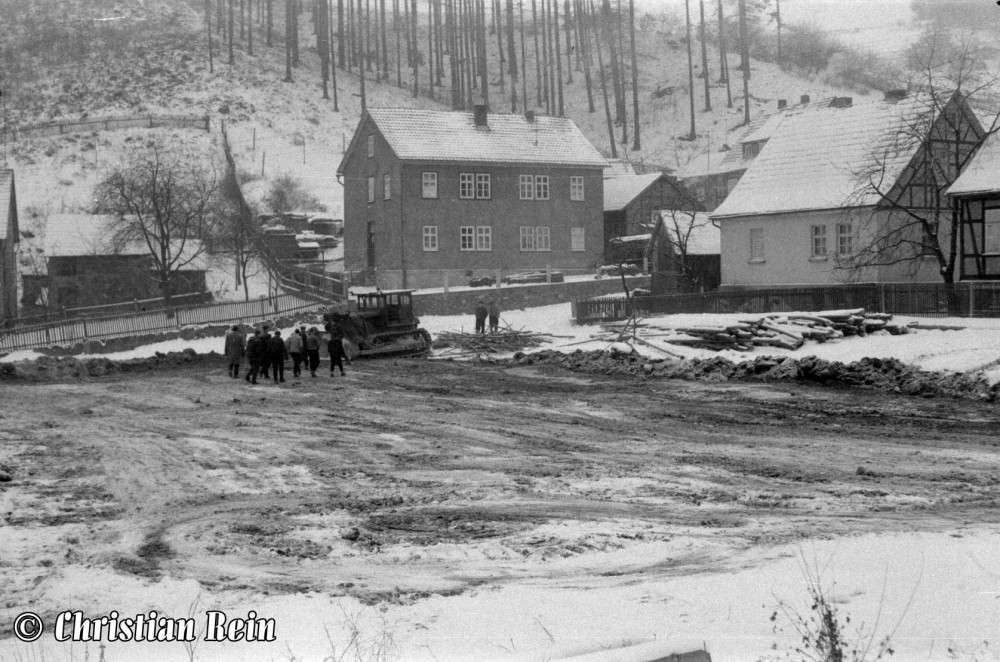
[777,99,787,110]
[884,89,908,103]
[525,109,536,122]
[473,100,488,127]
[800,94,810,104]
[830,96,853,108]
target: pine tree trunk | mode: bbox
[616,0,627,143]
[477,0,490,106]
[228,0,235,64]
[330,0,340,108]
[412,0,420,96]
[248,0,254,54]
[427,0,434,96]
[685,0,695,139]
[717,0,731,108]
[338,0,345,64]
[382,0,391,79]
[374,0,382,80]
[396,0,404,85]
[435,0,445,84]
[207,0,215,73]
[540,0,550,113]
[531,0,541,106]
[507,0,518,111]
[600,0,622,124]
[589,0,616,157]
[292,0,300,65]
[564,0,573,82]
[320,0,330,98]
[240,0,245,38]
[266,0,273,46]
[403,0,412,64]
[699,0,710,111]
[285,0,293,79]
[519,0,528,112]
[554,0,564,116]
[737,0,750,125]
[359,0,368,106]
[577,0,595,112]
[495,0,505,91]
[630,0,639,149]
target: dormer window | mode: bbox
[742,141,762,160]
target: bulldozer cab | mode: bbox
[354,290,416,327]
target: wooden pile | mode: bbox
[666,308,911,352]
[433,326,564,356]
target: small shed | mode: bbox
[602,172,696,262]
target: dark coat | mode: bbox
[475,303,488,320]
[305,333,321,351]
[224,330,245,363]
[246,335,265,362]
[268,335,288,360]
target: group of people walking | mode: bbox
[223,323,347,384]
[474,299,501,334]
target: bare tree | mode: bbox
[93,144,220,307]
[654,209,717,292]
[843,33,1000,294]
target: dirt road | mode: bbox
[2,357,1000,658]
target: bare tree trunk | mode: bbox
[427,0,435,95]
[685,0,695,139]
[411,0,419,96]
[373,0,382,80]
[293,0,301,65]
[240,0,245,38]
[228,0,235,64]
[553,0,564,116]
[589,0,616,157]
[348,0,356,69]
[699,0,710,111]
[495,0,506,91]
[616,0,627,143]
[577,0,594,112]
[404,0,412,64]
[737,0,750,125]
[320,0,330,98]
[531,0,541,106]
[330,0,340,109]
[396,0,404,85]
[563,0,573,82]
[717,0,731,108]
[207,0,215,73]
[436,0,445,84]
[540,0,550,113]
[507,0,518,111]
[477,0,490,106]
[382,0,391,79]
[338,0,345,64]
[285,0,293,79]
[519,0,528,112]
[465,0,476,101]
[630,0,639,149]
[248,0,254,54]
[600,0,622,124]
[359,0,368,106]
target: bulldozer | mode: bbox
[323,289,432,359]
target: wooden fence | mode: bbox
[574,282,1000,323]
[0,293,315,354]
[3,114,210,142]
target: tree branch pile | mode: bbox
[667,308,911,351]
[432,327,561,356]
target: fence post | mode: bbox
[969,281,975,318]
[82,318,88,338]
[443,271,449,294]
[878,284,886,313]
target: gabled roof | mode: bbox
[658,211,719,255]
[712,93,972,219]
[44,213,207,268]
[603,173,664,212]
[948,131,1000,197]
[341,108,608,171]
[0,170,16,242]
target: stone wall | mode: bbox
[412,276,650,316]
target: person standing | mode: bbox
[245,329,264,384]
[259,328,272,380]
[474,299,488,334]
[305,327,321,377]
[286,327,304,377]
[488,300,501,334]
[269,330,288,383]
[224,324,245,378]
[326,322,346,377]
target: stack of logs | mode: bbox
[667,308,910,351]
[432,327,561,356]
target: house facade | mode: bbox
[0,170,18,325]
[947,132,1000,280]
[711,91,983,288]
[338,106,607,289]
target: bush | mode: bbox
[822,49,902,93]
[263,174,325,214]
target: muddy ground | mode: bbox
[1,357,1000,656]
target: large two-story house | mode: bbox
[337,105,608,289]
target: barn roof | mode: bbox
[712,93,971,218]
[0,170,16,242]
[347,108,608,170]
[44,213,206,268]
[603,173,664,212]
[948,131,1000,197]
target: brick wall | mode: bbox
[412,275,650,316]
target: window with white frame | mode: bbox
[811,225,827,258]
[519,175,534,200]
[460,226,475,250]
[383,173,391,200]
[837,223,854,255]
[422,172,438,199]
[476,226,492,250]
[570,176,585,201]
[367,134,375,158]
[571,227,585,251]
[476,173,491,199]
[459,173,475,199]
[367,176,375,203]
[535,175,550,200]
[520,227,551,251]
[422,226,438,251]
[749,228,764,262]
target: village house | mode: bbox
[20,214,208,316]
[0,170,18,325]
[710,90,984,288]
[946,131,1000,280]
[337,105,608,289]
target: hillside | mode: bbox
[0,0,873,225]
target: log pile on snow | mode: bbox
[667,308,911,351]
[432,327,561,356]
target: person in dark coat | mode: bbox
[269,330,288,383]
[325,321,346,377]
[224,325,245,378]
[286,328,304,377]
[474,299,488,334]
[244,329,264,384]
[488,300,501,334]
[305,327,321,377]
[259,328,272,380]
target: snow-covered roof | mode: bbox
[603,173,664,212]
[614,233,652,243]
[356,108,608,169]
[949,131,1000,197]
[659,211,719,255]
[0,170,15,241]
[44,213,206,268]
[712,94,956,219]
